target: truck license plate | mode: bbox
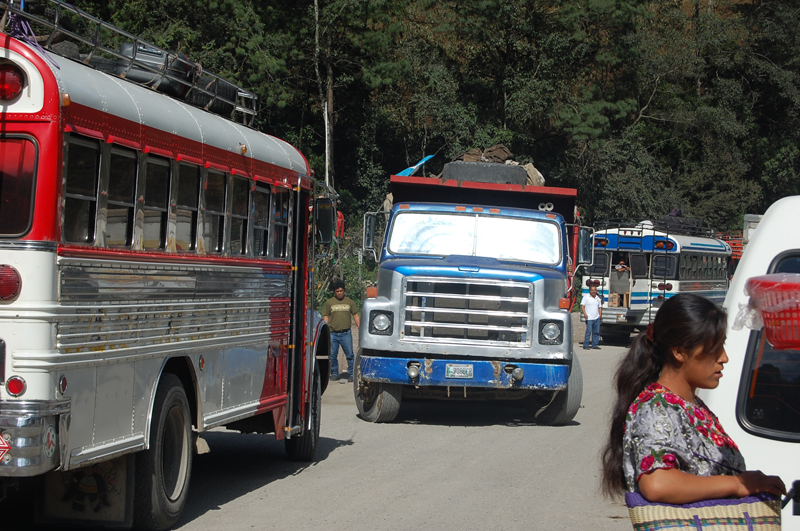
[446,364,473,379]
[616,314,626,322]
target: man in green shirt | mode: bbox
[323,279,360,382]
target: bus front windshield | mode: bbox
[388,211,561,265]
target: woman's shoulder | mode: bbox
[627,383,690,421]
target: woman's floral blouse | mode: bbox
[623,382,745,492]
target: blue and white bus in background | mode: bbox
[582,218,732,343]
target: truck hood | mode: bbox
[380,255,565,283]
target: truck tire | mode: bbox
[354,350,402,423]
[529,354,583,426]
[134,373,193,530]
[285,363,321,461]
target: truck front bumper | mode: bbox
[359,355,569,390]
[0,399,70,477]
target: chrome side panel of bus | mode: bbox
[1,250,293,472]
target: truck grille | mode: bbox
[401,278,533,347]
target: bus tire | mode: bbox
[285,363,321,462]
[530,354,583,426]
[354,350,402,423]
[134,373,193,530]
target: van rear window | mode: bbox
[0,138,36,236]
[737,254,800,441]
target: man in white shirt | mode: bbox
[581,285,603,350]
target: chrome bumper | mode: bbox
[0,400,70,477]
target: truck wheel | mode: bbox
[354,351,402,423]
[601,331,630,345]
[285,363,321,461]
[529,354,583,426]
[134,373,193,530]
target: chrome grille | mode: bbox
[401,278,532,347]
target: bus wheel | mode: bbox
[354,351,401,423]
[285,363,321,461]
[528,354,583,426]
[134,373,192,530]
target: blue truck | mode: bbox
[356,163,591,423]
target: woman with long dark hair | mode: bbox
[601,293,785,503]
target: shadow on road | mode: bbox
[389,398,581,428]
[176,431,353,527]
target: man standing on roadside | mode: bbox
[323,279,360,382]
[581,285,602,350]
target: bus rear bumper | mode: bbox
[359,355,569,390]
[0,400,70,477]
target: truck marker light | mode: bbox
[365,286,377,298]
[489,208,500,213]
[399,204,410,209]
[472,207,483,212]
[558,298,570,309]
[6,376,26,397]
[61,93,71,106]
[455,206,466,211]
[59,375,68,394]
[546,213,556,219]
[0,265,22,301]
[0,64,24,100]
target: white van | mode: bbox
[699,196,799,528]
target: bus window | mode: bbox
[252,186,270,257]
[737,253,800,441]
[229,177,249,255]
[63,138,99,244]
[175,164,200,252]
[0,137,36,237]
[651,255,677,279]
[271,187,290,258]
[106,148,137,247]
[587,251,608,276]
[630,254,648,279]
[142,157,170,250]
[204,171,226,253]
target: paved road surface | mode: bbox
[172,344,630,530]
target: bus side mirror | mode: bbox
[315,198,334,244]
[577,227,593,265]
[363,213,377,252]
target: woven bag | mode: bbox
[625,492,781,530]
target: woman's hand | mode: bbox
[735,471,786,498]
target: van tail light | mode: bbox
[0,65,25,100]
[0,266,22,300]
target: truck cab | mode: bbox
[355,166,590,423]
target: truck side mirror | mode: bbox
[577,227,593,265]
[315,198,334,244]
[363,213,377,251]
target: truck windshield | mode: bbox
[388,211,561,264]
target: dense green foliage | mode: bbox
[70,0,800,230]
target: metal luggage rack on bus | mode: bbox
[1,0,259,125]
[595,218,718,238]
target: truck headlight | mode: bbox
[369,310,393,335]
[538,320,563,345]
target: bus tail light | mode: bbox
[0,64,25,100]
[592,280,600,287]
[657,283,674,291]
[0,266,22,300]
[6,376,26,397]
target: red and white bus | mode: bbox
[1,2,333,528]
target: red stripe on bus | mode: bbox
[57,244,294,270]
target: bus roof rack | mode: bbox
[1,0,258,125]
[595,217,718,238]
